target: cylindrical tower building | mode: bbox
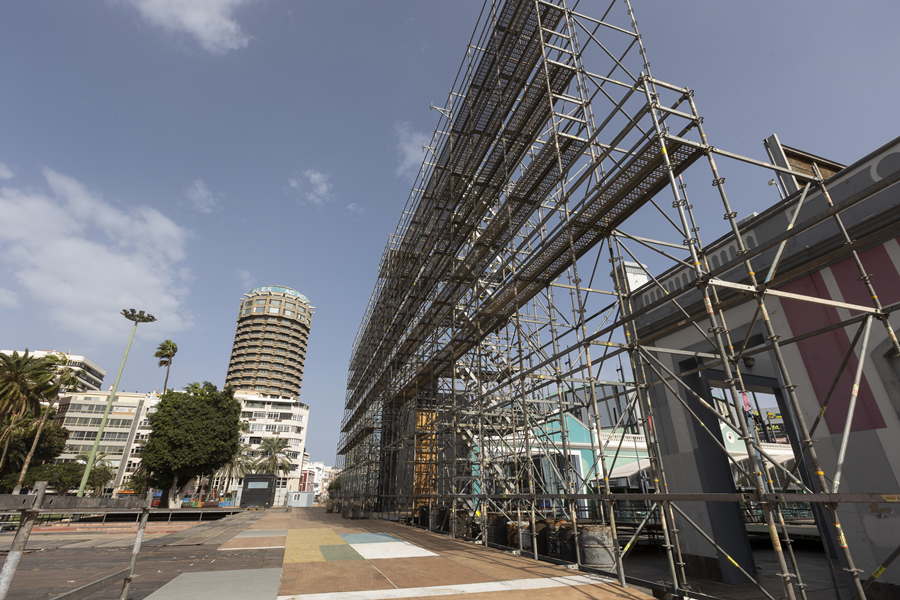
[225,286,313,398]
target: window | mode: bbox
[250,424,265,431]
[247,481,269,489]
[292,414,304,422]
[253,307,265,313]
[284,310,295,317]
[244,301,251,308]
[285,302,296,309]
[252,411,266,419]
[270,299,281,306]
[243,308,251,315]
[266,412,280,419]
[255,299,266,305]
[295,426,304,434]
[276,477,288,489]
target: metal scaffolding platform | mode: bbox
[337,2,900,599]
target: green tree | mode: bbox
[0,414,35,474]
[122,464,152,496]
[254,437,293,476]
[154,340,178,393]
[11,353,79,493]
[2,461,113,496]
[0,350,56,421]
[139,382,241,508]
[0,413,69,485]
[215,443,254,498]
[75,451,111,468]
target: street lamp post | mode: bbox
[77,309,156,497]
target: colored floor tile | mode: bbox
[319,544,365,561]
[145,568,281,600]
[235,529,288,538]
[350,541,438,560]
[278,562,395,596]
[371,556,497,587]
[219,536,286,550]
[340,532,402,544]
[291,528,346,545]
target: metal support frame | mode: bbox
[336,1,900,598]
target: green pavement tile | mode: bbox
[320,544,365,561]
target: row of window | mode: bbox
[62,417,134,429]
[253,385,295,393]
[246,298,307,311]
[243,306,310,318]
[68,430,130,441]
[248,424,303,434]
[64,444,125,455]
[68,362,105,380]
[240,411,304,421]
[62,402,135,415]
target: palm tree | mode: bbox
[216,444,254,498]
[75,451,111,468]
[154,341,178,393]
[254,437,293,476]
[10,352,79,494]
[0,351,56,421]
[123,464,152,496]
[0,414,35,474]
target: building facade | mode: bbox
[1,350,106,392]
[232,390,309,505]
[225,286,313,398]
[53,391,159,490]
[221,286,315,505]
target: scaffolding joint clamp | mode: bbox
[723,211,737,219]
[712,177,726,186]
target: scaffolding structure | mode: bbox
[337,1,900,599]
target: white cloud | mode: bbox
[235,268,255,290]
[345,203,366,217]
[394,121,430,179]
[185,178,219,213]
[0,169,194,343]
[0,288,18,309]
[120,0,257,55]
[0,162,13,180]
[289,170,334,206]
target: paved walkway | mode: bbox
[143,508,649,600]
[0,508,650,599]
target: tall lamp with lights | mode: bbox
[77,309,156,497]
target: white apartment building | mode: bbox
[231,390,310,505]
[54,391,159,490]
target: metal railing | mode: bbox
[0,483,151,600]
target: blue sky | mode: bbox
[1,0,898,464]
